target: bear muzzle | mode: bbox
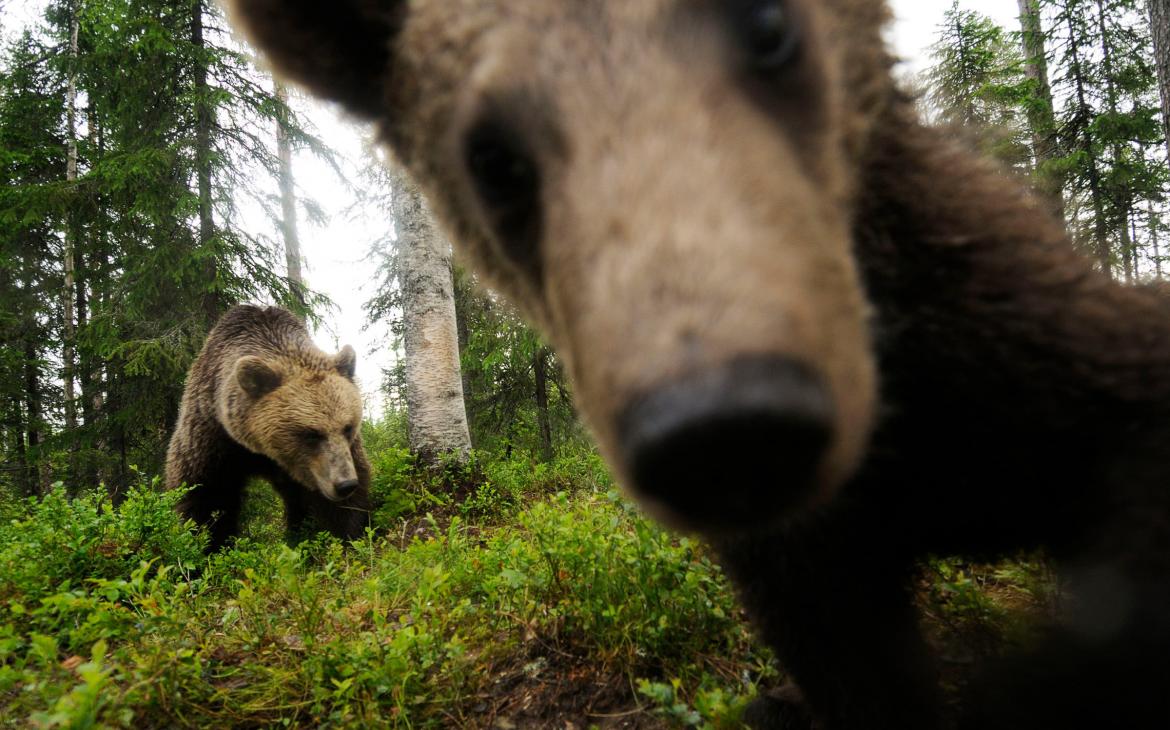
[334,479,361,499]
[617,355,834,533]
[310,442,360,502]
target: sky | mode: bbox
[3,0,1024,419]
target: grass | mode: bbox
[0,448,1055,729]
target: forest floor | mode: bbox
[0,451,1058,729]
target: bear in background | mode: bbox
[166,304,371,550]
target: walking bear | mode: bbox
[226,1,1170,728]
[166,305,371,550]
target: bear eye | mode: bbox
[299,429,326,446]
[732,0,800,71]
[464,120,541,266]
[343,424,356,440]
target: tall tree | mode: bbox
[62,0,79,444]
[1017,0,1067,216]
[453,272,578,460]
[926,3,1033,169]
[390,169,472,464]
[191,0,220,326]
[1044,0,1166,278]
[0,31,65,494]
[274,80,306,322]
[0,0,333,490]
[1149,0,1170,167]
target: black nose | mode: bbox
[618,356,834,531]
[335,479,360,498]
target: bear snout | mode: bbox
[334,479,360,499]
[618,355,834,533]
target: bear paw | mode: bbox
[742,684,820,730]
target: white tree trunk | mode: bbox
[274,80,306,321]
[391,168,472,463]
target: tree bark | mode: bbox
[62,0,79,441]
[1016,0,1066,218]
[11,400,31,498]
[1148,0,1170,169]
[274,80,306,321]
[453,273,476,444]
[23,332,45,494]
[391,169,472,465]
[191,0,219,326]
[1151,201,1165,279]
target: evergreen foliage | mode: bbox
[0,0,332,496]
[923,0,1169,279]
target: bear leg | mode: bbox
[177,481,246,552]
[961,475,1170,730]
[716,515,941,730]
[959,620,1170,729]
[273,476,370,543]
[742,684,820,730]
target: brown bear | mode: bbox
[166,304,371,550]
[225,1,1170,728]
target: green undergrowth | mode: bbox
[0,454,770,729]
[0,448,1055,728]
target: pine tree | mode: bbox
[1017,0,1067,216]
[0,0,339,491]
[926,2,1033,169]
[0,31,66,495]
[1044,0,1166,278]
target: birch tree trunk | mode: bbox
[391,169,471,464]
[1149,0,1170,168]
[1016,0,1065,218]
[274,81,306,321]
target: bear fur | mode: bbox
[224,1,1170,727]
[166,305,371,550]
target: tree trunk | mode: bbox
[62,0,79,443]
[23,337,45,494]
[78,104,104,487]
[1066,10,1112,277]
[275,80,307,321]
[1016,0,1065,218]
[1151,201,1164,279]
[10,401,31,498]
[534,346,553,462]
[453,274,476,445]
[191,0,219,326]
[1148,0,1170,169]
[391,169,472,465]
[1097,0,1135,282]
[107,368,128,503]
[1121,211,1135,283]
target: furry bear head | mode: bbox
[227,0,896,532]
[220,346,364,502]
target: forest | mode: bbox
[0,0,1166,727]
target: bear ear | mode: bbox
[335,345,357,380]
[225,0,406,120]
[235,356,284,398]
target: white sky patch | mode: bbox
[3,0,1025,420]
